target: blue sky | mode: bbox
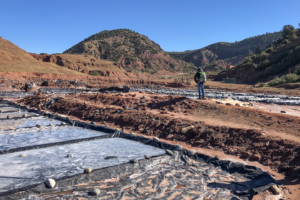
[1,0,299,54]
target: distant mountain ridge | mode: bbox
[168,31,282,73]
[64,29,195,73]
[215,28,300,85]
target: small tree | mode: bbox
[248,50,253,56]
[282,25,297,40]
[255,46,261,55]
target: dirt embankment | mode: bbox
[20,93,300,176]
[0,71,187,91]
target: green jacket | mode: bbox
[194,72,206,83]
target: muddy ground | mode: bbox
[20,91,300,200]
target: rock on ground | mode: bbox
[45,179,56,188]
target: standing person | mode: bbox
[194,68,207,100]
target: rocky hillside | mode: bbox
[168,31,282,72]
[0,38,85,75]
[30,53,152,79]
[215,26,300,85]
[63,29,195,73]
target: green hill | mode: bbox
[64,29,195,73]
[168,31,282,73]
[214,25,300,86]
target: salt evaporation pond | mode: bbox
[0,138,165,192]
[0,127,107,151]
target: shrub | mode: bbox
[295,65,300,75]
[90,71,100,76]
[268,73,300,86]
[257,82,265,87]
[282,39,290,44]
[268,76,286,86]
[265,46,274,53]
[284,73,299,83]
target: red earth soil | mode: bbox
[19,92,300,199]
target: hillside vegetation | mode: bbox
[215,25,300,85]
[63,29,196,73]
[168,31,282,73]
[0,38,86,75]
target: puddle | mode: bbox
[0,138,165,192]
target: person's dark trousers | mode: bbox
[197,82,205,99]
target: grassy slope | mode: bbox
[0,38,86,75]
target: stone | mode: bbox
[84,168,92,173]
[61,122,66,125]
[130,159,138,164]
[182,125,194,133]
[153,137,159,141]
[269,184,281,195]
[166,134,174,139]
[251,154,261,161]
[7,115,11,119]
[166,149,174,156]
[131,132,136,135]
[105,125,109,128]
[67,154,74,158]
[45,179,56,188]
[49,123,54,126]
[280,110,286,113]
[188,149,196,156]
[36,124,41,128]
[214,155,220,160]
[89,188,101,196]
[104,156,118,160]
[19,154,26,157]
[240,152,251,159]
[144,155,150,159]
[22,114,27,118]
[195,121,200,123]
[176,145,182,151]
[91,122,96,125]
